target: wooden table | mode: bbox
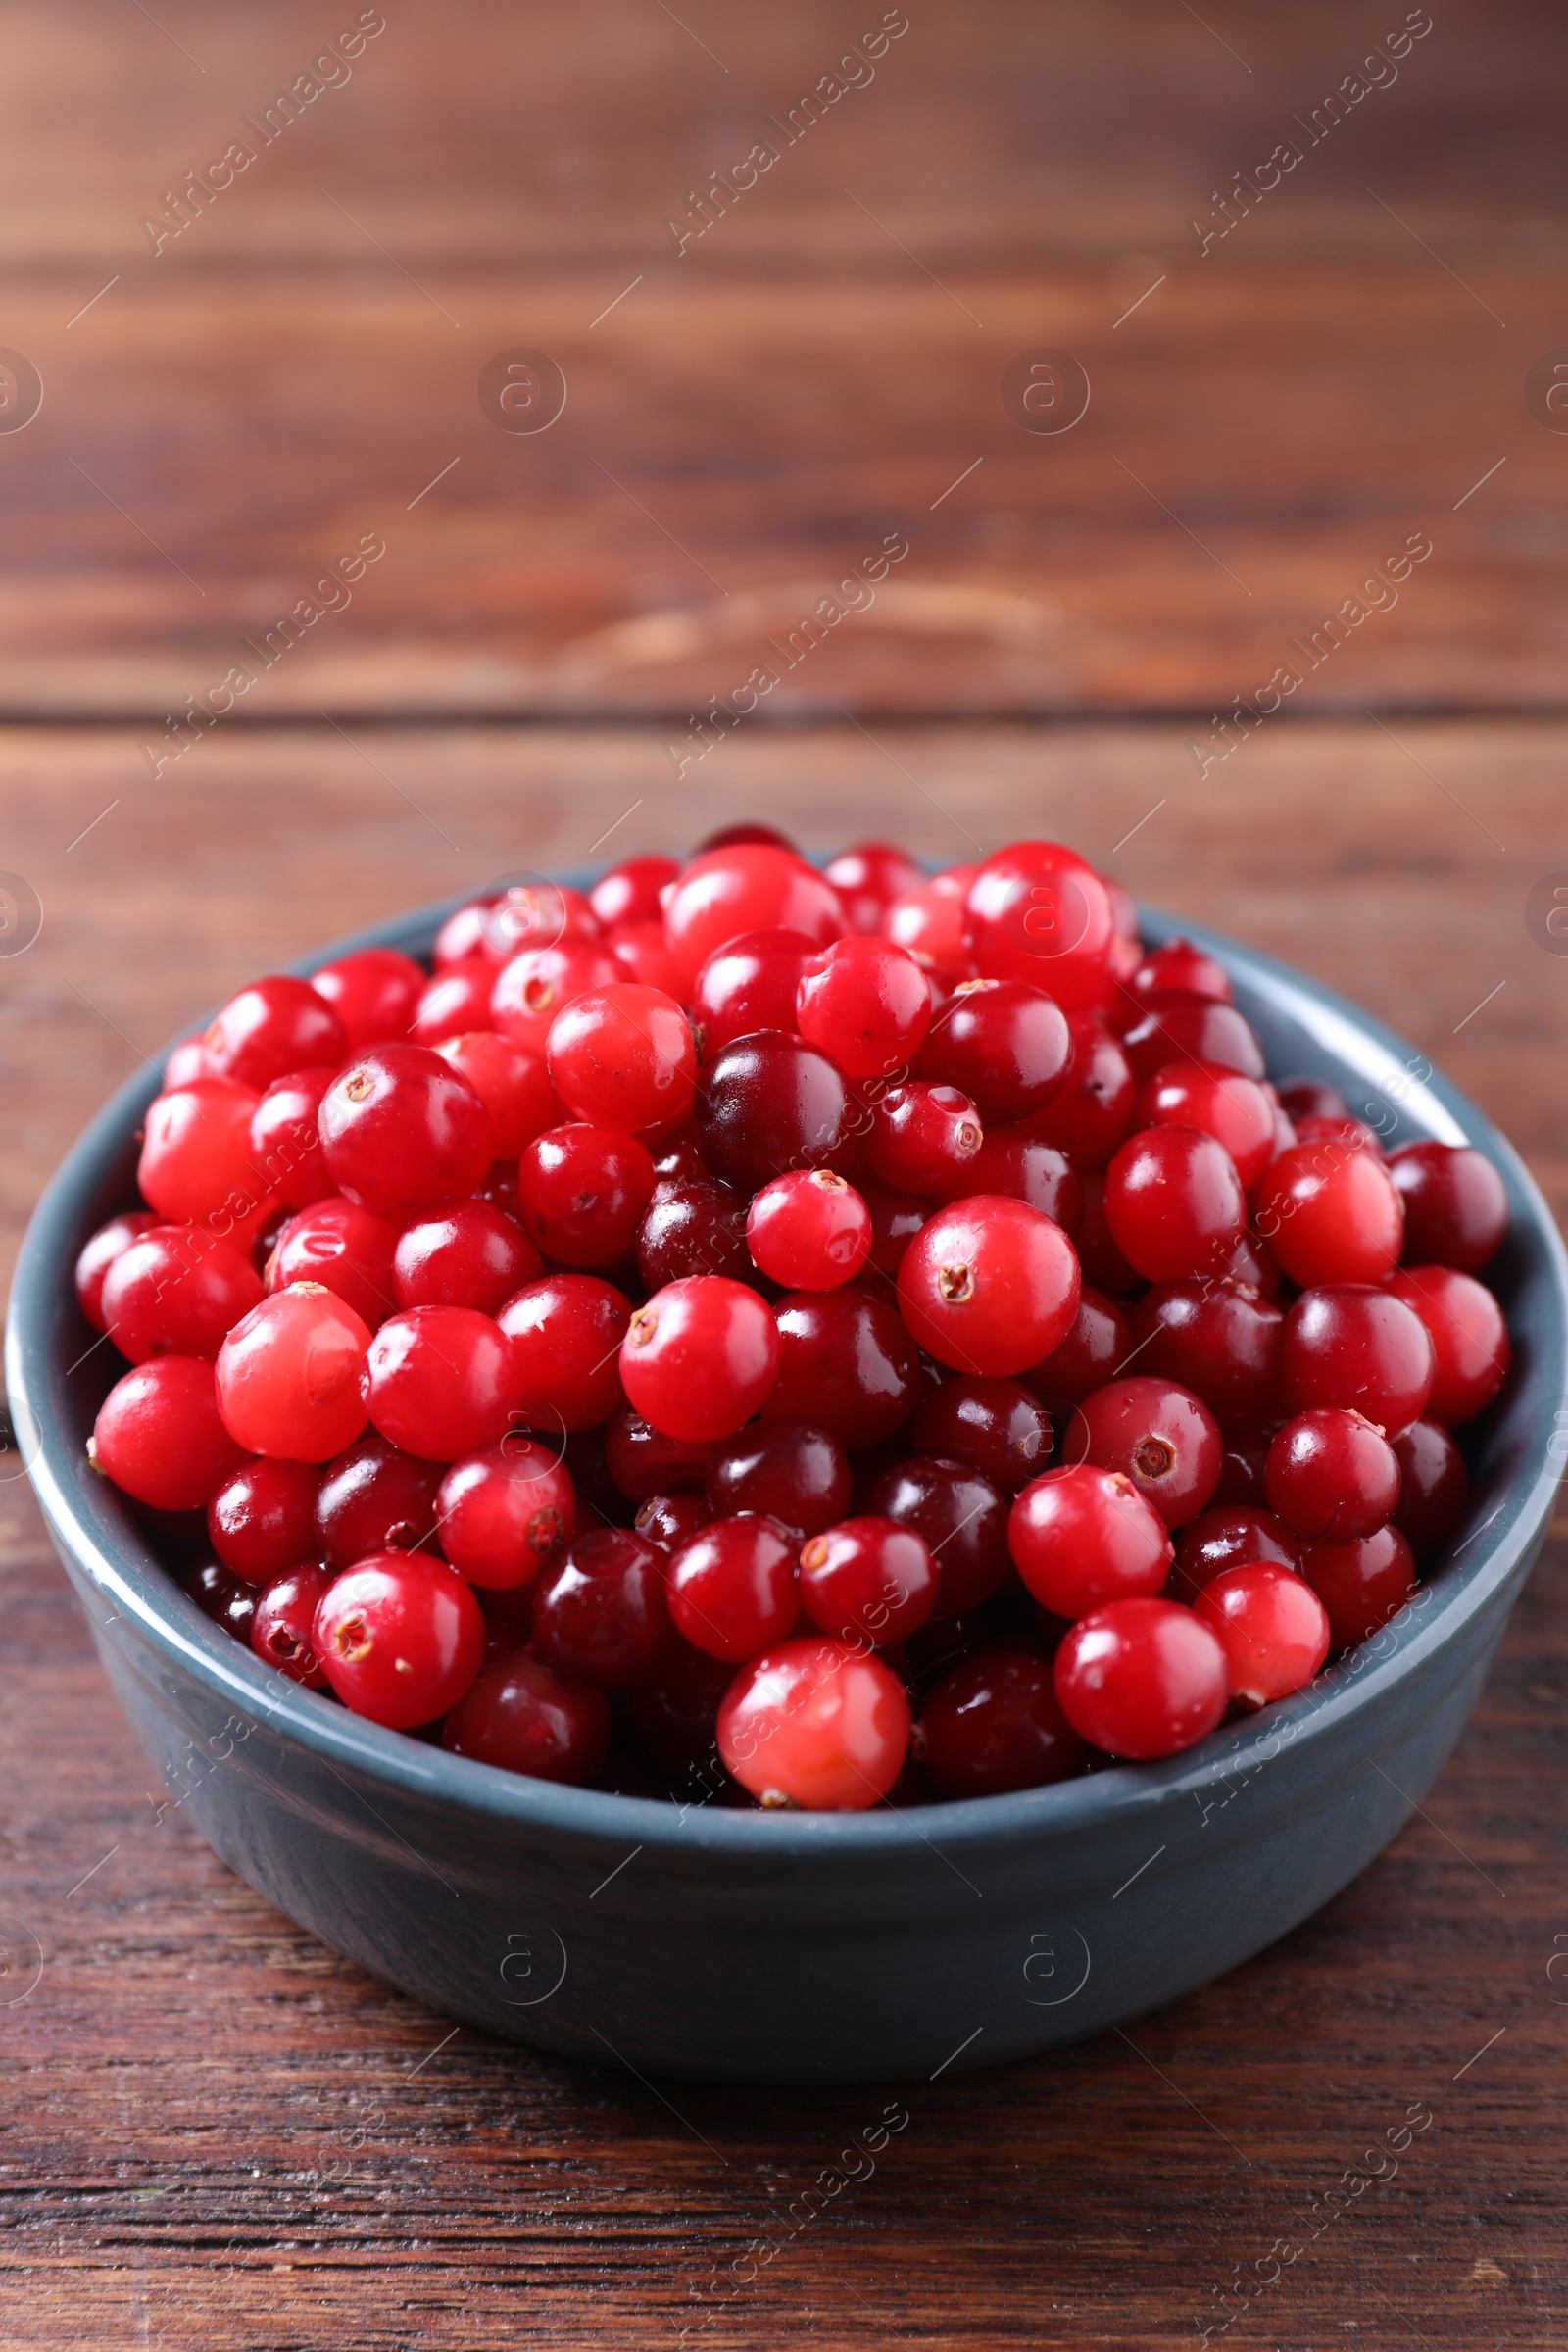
[3,3,1568,2344]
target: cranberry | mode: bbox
[916,979,1073,1123]
[1054,1597,1229,1758]
[138,1077,273,1239]
[667,1514,801,1659]
[217,1286,372,1460]
[251,1562,333,1686]
[1172,1503,1302,1598]
[963,841,1115,1009]
[865,1081,983,1193]
[1276,1076,1348,1124]
[314,1552,484,1728]
[1127,1279,1283,1434]
[1264,1407,1399,1541]
[1294,1113,1385,1159]
[1125,938,1232,1009]
[1388,1141,1508,1272]
[1212,1429,1273,1508]
[796,934,932,1078]
[747,1169,871,1288]
[628,1635,736,1773]
[361,1304,520,1459]
[1195,1563,1331,1707]
[164,1034,216,1086]
[1066,1375,1222,1528]
[267,1198,401,1329]
[705,1420,851,1536]
[248,1066,337,1208]
[717,1637,911,1809]
[634,1492,715,1552]
[763,1287,921,1450]
[546,982,697,1135]
[621,1276,781,1443]
[310,945,426,1050]
[799,1516,937,1643]
[208,1456,319,1582]
[516,1123,656,1267]
[1392,1418,1471,1562]
[441,1650,612,1784]
[1017,1010,1137,1171]
[664,845,846,988]
[1253,1142,1404,1288]
[921,1648,1088,1798]
[910,1376,1053,1492]
[410,962,498,1049]
[184,1557,258,1643]
[610,920,686,997]
[1135,1063,1276,1191]
[930,1131,1082,1236]
[498,1273,630,1433]
[1386,1266,1510,1426]
[1279,1284,1434,1435]
[885,870,975,979]
[864,1455,1010,1616]
[90,1360,246,1512]
[636,1178,751,1289]
[530,1527,670,1686]
[490,941,621,1055]
[101,1226,264,1363]
[604,1407,714,1499]
[858,1177,928,1278]
[1008,1464,1173,1615]
[824,840,926,933]
[481,880,602,962]
[697,1031,858,1195]
[319,1045,492,1220]
[74,1210,161,1332]
[1073,1173,1143,1298]
[1301,1524,1418,1649]
[316,1432,444,1566]
[690,926,818,1051]
[205,975,346,1092]
[1104,1126,1246,1284]
[433,899,499,969]
[1119,993,1265,1087]
[899,1196,1081,1377]
[1022,1285,1132,1417]
[392,1201,542,1315]
[433,1032,560,1157]
[436,1439,574,1588]
[590,854,681,932]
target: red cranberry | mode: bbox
[763,1287,921,1450]
[799,1515,937,1643]
[664,846,846,988]
[910,1376,1053,1493]
[249,1066,337,1208]
[1022,1286,1131,1417]
[917,979,1072,1121]
[1172,1503,1302,1598]
[251,1563,332,1686]
[1136,1062,1276,1190]
[360,1305,521,1459]
[747,1169,871,1288]
[864,1455,1010,1616]
[1386,1267,1510,1426]
[268,1198,400,1329]
[1119,992,1265,1086]
[1280,1284,1435,1434]
[824,840,926,933]
[490,941,621,1056]
[433,1032,560,1158]
[621,1276,781,1443]
[410,961,497,1049]
[1195,1563,1331,1707]
[217,1287,371,1460]
[208,1456,319,1583]
[930,1131,1082,1236]
[1253,1142,1404,1288]
[530,1527,670,1686]
[441,1651,612,1784]
[634,1492,715,1552]
[74,1210,160,1332]
[310,945,426,1050]
[704,1421,851,1536]
[865,1081,983,1193]
[204,975,346,1093]
[796,934,932,1078]
[482,880,603,962]
[546,982,697,1135]
[138,1078,272,1239]
[1104,1126,1246,1284]
[899,1196,1081,1377]
[1264,1408,1399,1541]
[1125,938,1232,1009]
[636,1178,751,1289]
[392,1201,542,1315]
[1017,1010,1137,1170]
[1128,1280,1284,1433]
[1066,1375,1222,1527]
[1008,1464,1173,1616]
[885,870,974,979]
[101,1226,265,1364]
[921,1648,1087,1797]
[667,1514,800,1660]
[436,1438,574,1589]
[590,854,681,932]
[690,926,819,1051]
[517,1123,657,1267]
[696,1031,858,1195]
[963,841,1115,1009]
[319,1045,492,1220]
[1300,1524,1417,1648]
[314,1552,484,1727]
[91,1357,247,1510]
[1294,1113,1385,1159]
[1389,1141,1508,1272]
[603,1407,714,1499]
[1054,1597,1229,1758]
[717,1637,910,1808]
[498,1274,630,1433]
[1392,1418,1470,1562]
[316,1432,444,1566]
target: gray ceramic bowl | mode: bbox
[8,888,1567,2085]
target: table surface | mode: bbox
[4,3,1568,2345]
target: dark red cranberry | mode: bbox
[921,1648,1088,1797]
[864,1455,1010,1616]
[1128,1280,1284,1433]
[1388,1141,1508,1273]
[1275,1076,1348,1124]
[1124,938,1232,1010]
[910,1376,1053,1493]
[704,1420,851,1535]
[629,1638,737,1775]
[315,1433,444,1567]
[1391,1417,1471,1562]
[635,1178,751,1289]
[931,1131,1082,1236]
[1022,1285,1132,1417]
[916,979,1072,1121]
[1212,1428,1273,1507]
[251,1563,333,1686]
[1017,1010,1137,1171]
[762,1287,921,1450]
[667,1513,800,1659]
[1280,1284,1435,1435]
[1301,1524,1418,1649]
[1119,992,1265,1086]
[823,841,926,933]
[1073,1174,1142,1298]
[1066,1376,1223,1527]
[696,1031,858,1195]
[441,1652,612,1784]
[208,1457,319,1583]
[1172,1503,1303,1599]
[634,1491,714,1551]
[1265,1408,1400,1541]
[530,1528,670,1687]
[182,1557,257,1643]
[603,1406,714,1499]
[858,1177,928,1278]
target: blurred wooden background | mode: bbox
[3,2,1568,2345]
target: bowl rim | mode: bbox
[9,880,1567,1862]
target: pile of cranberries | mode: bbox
[74,825,1512,1812]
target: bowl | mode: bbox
[8,886,1567,2085]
